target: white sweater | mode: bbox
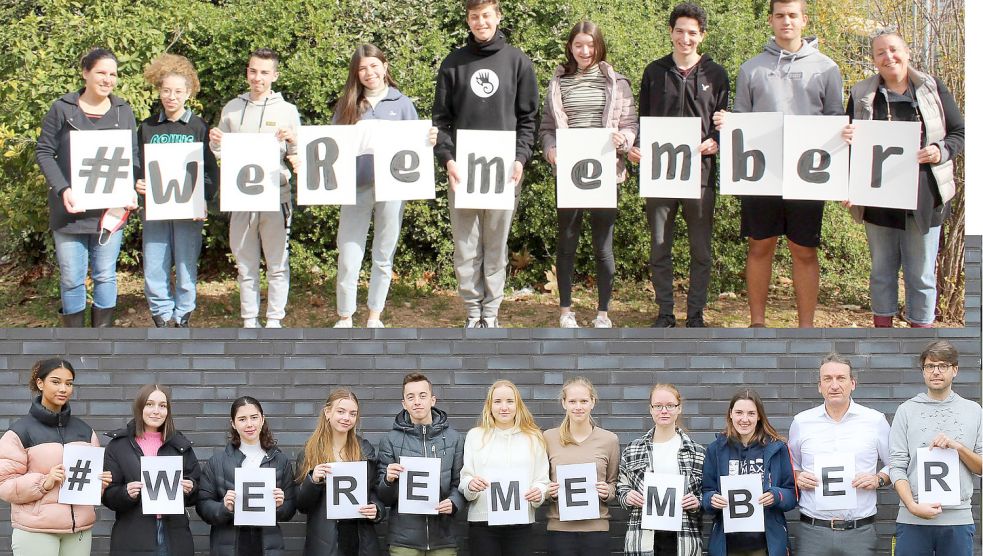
[459,425,550,523]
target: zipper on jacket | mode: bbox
[422,424,431,549]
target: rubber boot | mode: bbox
[59,308,86,328]
[872,315,893,328]
[91,306,116,328]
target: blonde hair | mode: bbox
[296,388,363,482]
[478,380,545,446]
[143,53,201,97]
[558,377,598,446]
[650,383,685,430]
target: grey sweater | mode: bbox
[889,391,982,525]
[733,36,843,116]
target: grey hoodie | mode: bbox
[211,91,300,204]
[889,391,982,525]
[733,36,843,116]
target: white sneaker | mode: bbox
[464,317,481,328]
[559,312,579,328]
[592,315,613,328]
[265,319,282,328]
[334,317,353,328]
[366,319,385,328]
[482,317,499,328]
[243,318,260,328]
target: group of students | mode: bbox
[1,339,978,556]
[36,0,964,331]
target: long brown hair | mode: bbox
[133,384,176,440]
[333,44,397,125]
[229,396,276,451]
[558,377,597,446]
[296,389,363,482]
[478,380,545,447]
[724,388,783,445]
[560,21,607,76]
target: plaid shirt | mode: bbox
[617,427,706,556]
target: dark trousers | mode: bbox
[556,208,617,311]
[468,522,533,556]
[545,530,609,556]
[237,527,264,556]
[653,530,678,555]
[155,518,169,556]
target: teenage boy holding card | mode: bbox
[209,48,300,329]
[432,0,538,328]
[889,340,981,555]
[377,373,465,555]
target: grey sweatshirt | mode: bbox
[733,36,843,116]
[889,391,982,525]
[211,91,300,204]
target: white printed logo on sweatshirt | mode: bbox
[470,69,500,98]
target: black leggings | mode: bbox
[556,208,617,311]
[468,522,534,556]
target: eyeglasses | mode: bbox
[922,363,953,373]
[650,404,679,412]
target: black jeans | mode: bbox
[653,530,678,555]
[468,522,534,556]
[556,208,617,311]
[545,530,609,556]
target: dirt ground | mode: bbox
[0,262,961,329]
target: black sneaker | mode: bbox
[151,315,168,328]
[174,315,191,328]
[686,312,706,328]
[651,313,676,328]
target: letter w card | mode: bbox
[453,129,516,210]
[58,444,104,505]
[782,116,849,201]
[917,447,961,506]
[638,117,702,200]
[720,473,764,533]
[556,463,599,522]
[847,120,920,210]
[141,456,185,514]
[398,456,440,515]
[556,128,617,208]
[373,120,437,202]
[641,472,684,531]
[296,125,357,206]
[325,461,367,519]
[813,452,856,511]
[143,143,206,220]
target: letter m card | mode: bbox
[453,129,516,210]
[144,143,205,220]
[638,116,701,200]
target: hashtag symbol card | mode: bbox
[58,444,105,505]
[70,129,135,211]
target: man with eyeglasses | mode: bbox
[376,372,465,556]
[787,353,891,555]
[889,340,982,555]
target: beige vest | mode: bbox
[848,67,955,223]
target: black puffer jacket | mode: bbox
[295,436,385,556]
[376,408,465,551]
[196,443,297,556]
[102,420,201,556]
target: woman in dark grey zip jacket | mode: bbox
[196,396,296,556]
[35,47,139,328]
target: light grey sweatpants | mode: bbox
[449,185,520,320]
[230,204,292,320]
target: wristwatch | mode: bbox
[876,475,886,488]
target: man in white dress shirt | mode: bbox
[788,353,891,555]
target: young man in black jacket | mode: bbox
[377,373,465,555]
[432,0,538,329]
[629,2,729,328]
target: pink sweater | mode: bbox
[136,431,163,457]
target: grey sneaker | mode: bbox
[465,317,482,328]
[559,312,579,328]
[481,317,499,328]
[592,315,613,328]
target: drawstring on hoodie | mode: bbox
[773,50,799,78]
[239,96,270,132]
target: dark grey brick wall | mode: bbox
[0,236,979,555]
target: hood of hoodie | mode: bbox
[392,407,451,437]
[467,30,507,56]
[909,391,958,405]
[653,53,716,72]
[29,395,72,428]
[57,88,130,109]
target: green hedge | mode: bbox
[0,0,871,304]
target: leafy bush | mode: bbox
[0,0,881,306]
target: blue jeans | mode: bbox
[155,517,170,556]
[53,229,124,314]
[864,217,941,325]
[336,182,404,317]
[894,522,975,556]
[142,219,204,321]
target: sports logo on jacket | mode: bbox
[470,69,500,98]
